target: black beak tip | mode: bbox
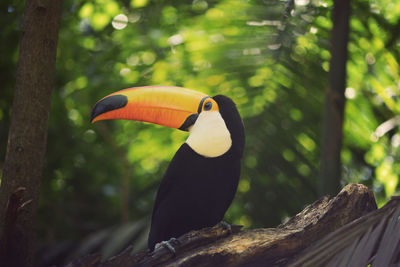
[90,107,99,123]
[90,94,128,123]
[179,113,198,131]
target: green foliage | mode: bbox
[343,0,400,206]
[1,0,400,260]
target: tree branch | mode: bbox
[66,183,377,266]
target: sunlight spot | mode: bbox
[345,87,356,99]
[248,75,263,87]
[192,0,208,11]
[370,133,379,142]
[68,109,82,125]
[245,156,257,168]
[141,51,156,65]
[322,61,329,72]
[120,68,131,76]
[264,89,277,102]
[112,14,128,30]
[210,34,224,43]
[68,109,79,121]
[238,179,250,193]
[391,134,400,148]
[243,48,261,55]
[282,149,295,162]
[92,13,110,31]
[247,20,281,27]
[295,0,309,6]
[268,43,281,50]
[298,164,311,176]
[290,108,303,121]
[79,3,93,18]
[193,60,211,71]
[317,0,328,7]
[310,26,318,34]
[206,8,224,20]
[105,2,119,16]
[52,170,65,191]
[129,13,141,23]
[168,34,184,46]
[365,53,376,65]
[206,75,224,86]
[297,133,316,151]
[127,55,140,66]
[131,0,148,8]
[83,130,96,143]
[239,215,252,227]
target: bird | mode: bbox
[90,86,245,251]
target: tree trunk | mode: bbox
[0,1,63,266]
[319,0,351,196]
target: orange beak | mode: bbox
[90,86,219,131]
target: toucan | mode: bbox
[90,86,245,251]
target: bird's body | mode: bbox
[148,95,244,249]
[91,87,245,251]
[148,143,241,249]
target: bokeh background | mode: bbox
[1,0,400,265]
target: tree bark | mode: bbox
[288,196,400,266]
[0,1,63,266]
[66,183,377,267]
[319,0,351,196]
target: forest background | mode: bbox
[1,0,400,265]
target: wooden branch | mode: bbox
[66,183,377,266]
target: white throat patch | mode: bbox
[186,111,232,158]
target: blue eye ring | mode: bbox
[204,101,212,111]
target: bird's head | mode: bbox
[91,86,244,158]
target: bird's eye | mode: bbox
[203,102,212,111]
